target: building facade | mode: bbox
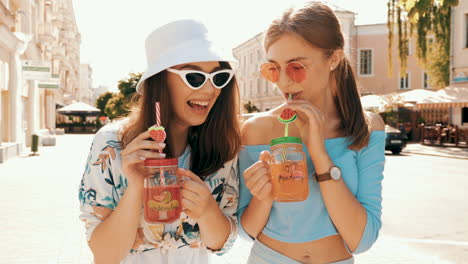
[0,0,82,162]
[451,1,468,86]
[79,63,93,105]
[353,23,430,95]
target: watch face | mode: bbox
[330,166,342,180]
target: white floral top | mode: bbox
[78,122,239,263]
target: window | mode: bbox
[423,72,431,89]
[250,53,253,64]
[465,14,468,48]
[257,50,262,61]
[399,72,410,89]
[463,107,468,123]
[359,49,372,75]
[264,80,268,94]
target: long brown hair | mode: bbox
[264,1,370,150]
[121,61,241,177]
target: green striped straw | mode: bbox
[281,94,293,163]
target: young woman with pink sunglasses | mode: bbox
[238,2,385,263]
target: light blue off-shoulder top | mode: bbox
[237,131,385,254]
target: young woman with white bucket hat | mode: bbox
[79,18,241,263]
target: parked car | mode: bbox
[385,125,408,154]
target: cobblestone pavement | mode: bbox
[1,134,467,264]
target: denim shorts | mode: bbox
[247,239,354,264]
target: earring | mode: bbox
[330,66,334,71]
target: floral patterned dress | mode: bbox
[78,122,239,264]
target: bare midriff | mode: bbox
[257,233,352,264]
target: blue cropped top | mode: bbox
[237,131,385,254]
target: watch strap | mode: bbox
[315,172,332,182]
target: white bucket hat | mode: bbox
[136,19,237,94]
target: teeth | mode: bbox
[189,100,209,107]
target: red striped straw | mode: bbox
[155,102,161,127]
[155,102,165,186]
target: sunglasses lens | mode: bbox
[286,62,306,83]
[260,63,279,83]
[213,72,231,88]
[186,73,206,88]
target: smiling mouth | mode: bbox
[284,92,302,100]
[187,100,209,113]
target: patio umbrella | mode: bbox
[360,95,389,112]
[398,89,436,103]
[418,87,468,104]
[57,102,101,121]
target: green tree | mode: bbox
[387,0,459,88]
[104,72,142,120]
[95,91,113,116]
[118,72,142,97]
[105,93,129,119]
[244,100,260,113]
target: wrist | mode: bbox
[198,198,222,224]
[306,139,326,159]
[307,143,334,175]
[252,196,274,207]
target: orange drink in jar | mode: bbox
[270,137,308,202]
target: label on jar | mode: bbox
[272,161,306,183]
[144,185,181,223]
[147,187,180,210]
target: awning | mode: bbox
[417,86,468,109]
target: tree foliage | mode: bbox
[104,93,129,119]
[387,0,459,88]
[103,72,142,119]
[95,91,113,116]
[118,72,142,97]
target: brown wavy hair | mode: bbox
[264,1,370,150]
[120,62,241,178]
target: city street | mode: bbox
[0,134,467,264]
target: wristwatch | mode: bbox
[315,166,342,182]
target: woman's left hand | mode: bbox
[177,168,218,220]
[287,100,326,147]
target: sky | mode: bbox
[72,0,389,91]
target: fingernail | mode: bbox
[139,156,146,160]
[157,143,166,148]
[157,153,166,158]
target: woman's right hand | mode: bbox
[121,130,166,188]
[243,151,273,201]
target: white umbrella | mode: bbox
[418,87,468,104]
[360,95,389,112]
[57,102,101,117]
[398,89,436,103]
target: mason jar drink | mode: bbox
[143,158,181,223]
[270,137,309,202]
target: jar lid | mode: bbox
[144,158,178,167]
[270,136,302,146]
